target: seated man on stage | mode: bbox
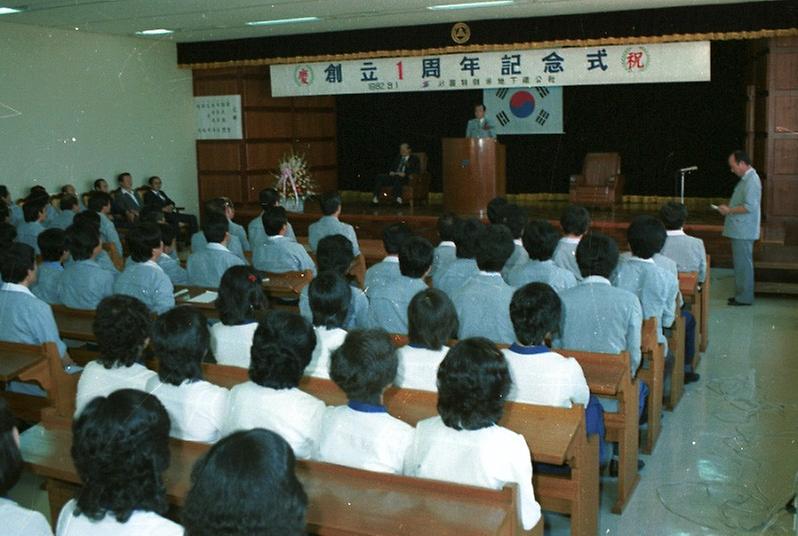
[465,103,496,138]
[143,175,199,237]
[371,143,419,206]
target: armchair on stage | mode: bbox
[569,152,625,207]
[378,152,431,209]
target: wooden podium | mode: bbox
[442,138,506,216]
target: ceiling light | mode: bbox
[246,16,320,26]
[428,0,514,10]
[135,28,174,36]
[0,6,22,15]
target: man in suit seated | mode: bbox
[465,103,496,138]
[112,172,143,225]
[371,142,420,206]
[143,175,198,237]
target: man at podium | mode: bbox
[465,103,496,138]
[371,142,420,205]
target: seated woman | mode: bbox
[304,271,349,379]
[146,307,229,443]
[74,295,156,415]
[403,338,542,531]
[210,265,268,368]
[182,429,307,536]
[394,288,459,392]
[225,311,325,459]
[0,398,53,536]
[56,389,182,535]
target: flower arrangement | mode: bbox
[273,152,317,208]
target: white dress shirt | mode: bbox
[225,382,326,459]
[209,322,258,368]
[305,326,347,379]
[404,416,542,530]
[0,498,52,536]
[394,345,450,392]
[313,402,414,474]
[56,499,182,536]
[75,361,157,416]
[502,344,590,408]
[145,377,229,443]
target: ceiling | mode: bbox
[0,0,778,43]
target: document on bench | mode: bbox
[186,291,218,304]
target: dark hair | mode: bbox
[0,202,8,224]
[71,389,170,523]
[407,288,459,350]
[147,176,160,186]
[183,429,307,536]
[560,204,591,236]
[0,243,34,284]
[249,311,316,389]
[140,205,165,224]
[437,338,511,431]
[487,197,508,224]
[316,234,355,274]
[38,228,67,262]
[382,222,413,255]
[202,213,229,244]
[22,198,46,223]
[454,218,484,259]
[522,219,560,261]
[152,307,208,386]
[87,191,112,212]
[262,206,288,236]
[309,271,351,329]
[29,185,48,197]
[659,202,688,230]
[205,197,233,217]
[93,295,152,368]
[65,222,100,261]
[437,212,459,242]
[627,215,667,259]
[159,222,177,247]
[0,222,16,249]
[510,283,561,345]
[575,232,619,278]
[476,224,514,272]
[0,185,9,200]
[318,191,342,215]
[731,149,752,166]
[60,194,79,211]
[399,236,434,278]
[330,329,397,402]
[0,398,22,496]
[73,209,101,232]
[474,102,486,111]
[127,223,162,263]
[116,172,132,184]
[216,265,267,326]
[500,204,527,238]
[258,187,281,209]
[93,178,107,190]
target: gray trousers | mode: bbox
[731,238,755,304]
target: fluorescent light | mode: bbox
[0,6,22,15]
[135,28,174,36]
[246,16,320,26]
[428,0,514,10]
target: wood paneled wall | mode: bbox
[193,67,337,214]
[747,37,798,230]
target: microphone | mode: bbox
[680,166,698,173]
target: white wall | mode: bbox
[0,22,197,212]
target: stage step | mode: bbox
[755,244,798,296]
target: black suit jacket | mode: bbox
[389,154,420,177]
[143,189,175,210]
[112,188,143,214]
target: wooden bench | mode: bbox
[0,341,61,422]
[665,292,687,410]
[202,362,598,536]
[637,318,665,454]
[20,421,541,536]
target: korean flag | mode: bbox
[483,87,563,135]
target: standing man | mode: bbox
[718,150,761,306]
[371,142,419,206]
[465,103,496,138]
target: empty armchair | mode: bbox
[569,152,624,207]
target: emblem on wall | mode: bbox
[451,22,471,44]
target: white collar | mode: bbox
[438,241,455,248]
[142,259,163,271]
[383,255,399,263]
[206,243,231,252]
[666,229,686,236]
[513,238,523,247]
[628,255,655,264]
[582,275,611,286]
[269,234,286,240]
[743,168,756,180]
[478,271,503,277]
[159,252,174,261]
[2,282,34,296]
[562,236,581,244]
